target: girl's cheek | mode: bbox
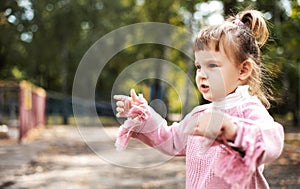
[195,73,199,82]
[195,74,201,85]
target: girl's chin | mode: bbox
[202,95,212,102]
[202,94,225,102]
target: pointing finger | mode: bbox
[114,95,129,101]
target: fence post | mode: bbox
[19,81,46,142]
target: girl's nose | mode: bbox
[197,69,207,79]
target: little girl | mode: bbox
[114,10,284,189]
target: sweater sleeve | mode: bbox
[215,101,284,188]
[233,101,284,164]
[115,103,207,156]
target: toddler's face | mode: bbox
[194,50,241,102]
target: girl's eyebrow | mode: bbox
[195,59,219,65]
[205,59,219,63]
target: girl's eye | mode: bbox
[208,64,218,68]
[196,65,201,70]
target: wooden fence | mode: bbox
[19,81,46,142]
[0,81,46,142]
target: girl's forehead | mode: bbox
[194,50,223,62]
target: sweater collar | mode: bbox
[211,85,251,109]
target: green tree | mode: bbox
[0,0,32,79]
[1,0,300,124]
[273,0,300,124]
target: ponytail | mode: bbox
[238,10,269,47]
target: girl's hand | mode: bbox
[185,111,237,141]
[113,89,146,118]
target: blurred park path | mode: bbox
[0,125,299,189]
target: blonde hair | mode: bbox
[194,10,273,108]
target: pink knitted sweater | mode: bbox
[115,85,284,189]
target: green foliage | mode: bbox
[1,0,300,119]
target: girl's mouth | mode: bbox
[200,84,209,93]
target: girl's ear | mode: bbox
[239,59,253,81]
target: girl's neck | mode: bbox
[211,85,250,109]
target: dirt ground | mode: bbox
[0,125,299,189]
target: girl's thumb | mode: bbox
[130,89,138,101]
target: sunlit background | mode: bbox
[1,0,300,188]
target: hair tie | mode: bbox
[233,18,244,26]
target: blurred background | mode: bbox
[0,0,300,188]
[1,0,300,126]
